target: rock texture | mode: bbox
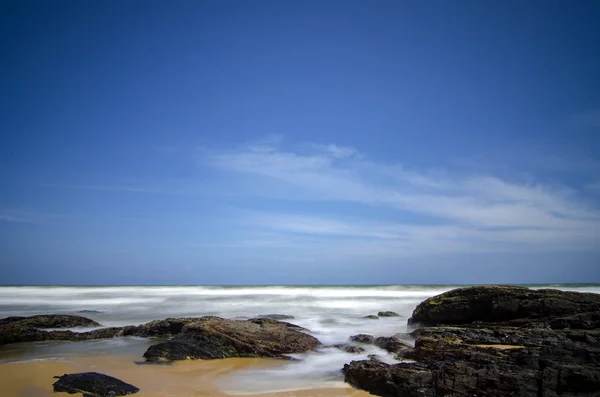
[143,316,321,361]
[53,372,139,397]
[343,285,600,397]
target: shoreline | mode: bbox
[1,353,371,397]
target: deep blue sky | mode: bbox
[1,1,599,285]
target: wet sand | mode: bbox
[0,354,371,397]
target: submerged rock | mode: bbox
[377,311,400,317]
[143,316,321,361]
[362,315,379,320]
[0,314,100,328]
[78,310,103,314]
[53,372,139,397]
[330,344,366,353]
[344,285,600,397]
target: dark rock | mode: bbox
[377,311,400,317]
[344,361,433,397]
[363,315,379,320]
[374,336,412,353]
[0,314,100,328]
[367,354,385,362]
[121,317,201,337]
[78,310,103,314]
[408,285,600,327]
[255,314,295,320]
[344,286,600,397]
[349,334,375,344]
[52,372,139,397]
[142,316,320,361]
[331,344,366,353]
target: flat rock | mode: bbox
[143,316,321,361]
[0,314,100,328]
[362,315,379,320]
[53,372,139,397]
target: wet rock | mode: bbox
[331,344,366,353]
[374,336,412,354]
[52,372,139,397]
[78,310,103,314]
[367,354,385,362]
[363,315,379,320]
[344,286,600,397]
[0,314,100,328]
[408,285,600,327]
[142,316,321,361]
[377,311,400,317]
[121,317,201,337]
[349,334,375,344]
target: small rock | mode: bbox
[349,334,375,344]
[377,311,400,317]
[53,372,139,397]
[363,315,379,320]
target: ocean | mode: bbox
[1,284,599,393]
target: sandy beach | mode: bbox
[0,353,371,397]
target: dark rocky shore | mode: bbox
[343,285,600,397]
[2,285,599,396]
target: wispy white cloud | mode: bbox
[0,209,61,223]
[199,139,600,257]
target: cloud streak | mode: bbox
[199,140,600,258]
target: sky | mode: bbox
[1,0,599,285]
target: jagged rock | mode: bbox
[0,314,100,328]
[377,311,400,317]
[349,334,375,344]
[363,315,379,320]
[142,316,320,361]
[344,286,600,397]
[53,372,139,397]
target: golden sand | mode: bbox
[0,354,371,397]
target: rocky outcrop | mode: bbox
[53,372,139,397]
[408,285,600,327]
[344,286,600,397]
[377,311,400,317]
[142,316,321,361]
[0,314,100,328]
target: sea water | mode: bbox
[1,284,598,393]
